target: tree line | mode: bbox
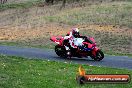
[0,0,7,4]
[45,0,80,8]
[0,0,80,8]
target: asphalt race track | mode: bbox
[0,45,132,70]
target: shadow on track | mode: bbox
[52,56,101,62]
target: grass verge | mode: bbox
[0,55,132,88]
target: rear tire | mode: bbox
[90,50,104,61]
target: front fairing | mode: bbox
[50,36,64,45]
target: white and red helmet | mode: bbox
[72,28,80,38]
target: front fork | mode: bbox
[92,47,99,56]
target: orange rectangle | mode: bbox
[76,74,131,84]
[84,74,130,83]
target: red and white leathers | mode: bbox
[64,31,77,50]
[64,28,83,51]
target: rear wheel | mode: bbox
[90,50,104,61]
[55,45,67,58]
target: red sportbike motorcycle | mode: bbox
[50,36,104,61]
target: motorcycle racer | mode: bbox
[63,28,87,56]
[50,29,104,61]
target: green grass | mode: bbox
[0,55,132,88]
[0,41,22,46]
[0,40,55,49]
[103,50,132,57]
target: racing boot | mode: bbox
[64,45,71,58]
[66,50,71,58]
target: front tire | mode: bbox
[90,50,104,61]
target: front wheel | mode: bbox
[90,50,104,61]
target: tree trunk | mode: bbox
[60,0,66,10]
[1,0,7,4]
